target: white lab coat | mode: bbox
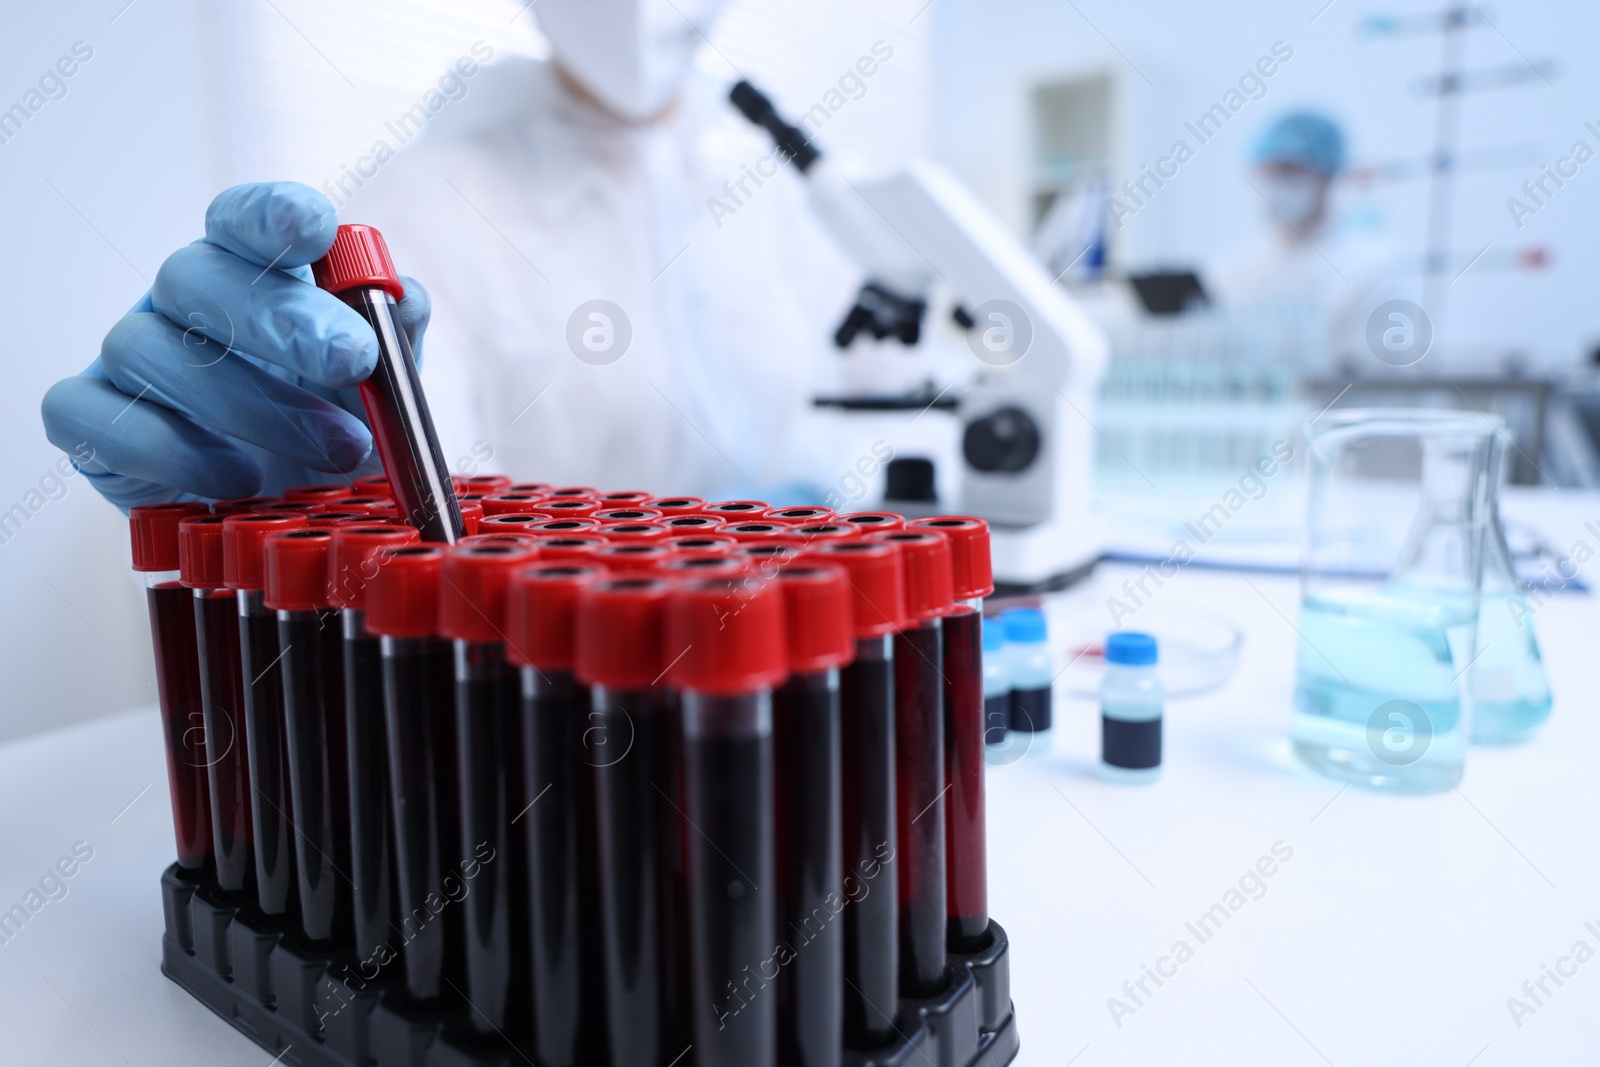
[350,58,859,498]
[1207,220,1403,370]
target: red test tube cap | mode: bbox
[478,513,552,534]
[440,542,538,644]
[223,513,310,590]
[763,506,836,525]
[459,501,484,535]
[531,519,600,535]
[575,576,674,690]
[869,530,953,621]
[130,502,210,571]
[178,515,228,588]
[592,542,674,573]
[723,522,792,540]
[839,511,904,533]
[312,223,404,300]
[329,524,421,611]
[506,564,606,669]
[804,540,905,637]
[598,522,670,541]
[211,496,277,516]
[481,493,550,516]
[777,563,854,673]
[664,534,736,554]
[351,474,395,498]
[791,522,859,542]
[909,516,994,599]
[704,500,770,518]
[597,491,652,504]
[459,532,542,551]
[545,486,599,500]
[532,535,606,562]
[661,515,726,532]
[659,555,751,578]
[365,546,444,637]
[454,474,513,494]
[667,576,788,696]
[592,507,664,523]
[284,483,354,504]
[643,496,706,515]
[530,500,604,519]
[264,529,336,611]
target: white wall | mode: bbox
[930,0,1600,368]
[0,2,219,742]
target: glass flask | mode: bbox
[1291,410,1497,793]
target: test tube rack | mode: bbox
[159,863,1020,1067]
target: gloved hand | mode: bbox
[41,181,431,512]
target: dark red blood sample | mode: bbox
[576,577,689,1064]
[908,516,994,949]
[225,512,309,922]
[130,502,215,877]
[196,588,253,895]
[892,620,946,995]
[368,546,465,1006]
[444,543,538,1039]
[146,581,213,872]
[267,529,353,948]
[507,565,609,1065]
[942,606,988,949]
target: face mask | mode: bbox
[539,0,729,122]
[1259,173,1324,229]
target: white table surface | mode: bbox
[3,493,1597,1066]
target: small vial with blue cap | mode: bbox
[1100,632,1162,784]
[1002,608,1052,734]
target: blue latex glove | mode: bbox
[40,182,431,511]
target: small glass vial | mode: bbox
[1100,632,1162,784]
[1002,609,1052,734]
[982,618,1010,746]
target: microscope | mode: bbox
[731,81,1108,590]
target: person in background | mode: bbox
[41,0,858,510]
[1207,110,1397,370]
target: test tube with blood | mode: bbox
[574,576,689,1065]
[329,523,420,967]
[223,512,310,923]
[366,546,465,1007]
[179,515,253,898]
[441,542,540,1042]
[909,517,995,951]
[130,503,214,876]
[264,529,352,948]
[800,539,904,1046]
[867,529,955,997]
[506,563,610,1066]
[667,575,787,1067]
[311,224,463,544]
[772,564,853,1067]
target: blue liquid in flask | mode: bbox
[1290,588,1472,793]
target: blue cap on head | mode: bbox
[1106,631,1158,666]
[1001,608,1047,643]
[1253,111,1345,177]
[982,616,1004,651]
